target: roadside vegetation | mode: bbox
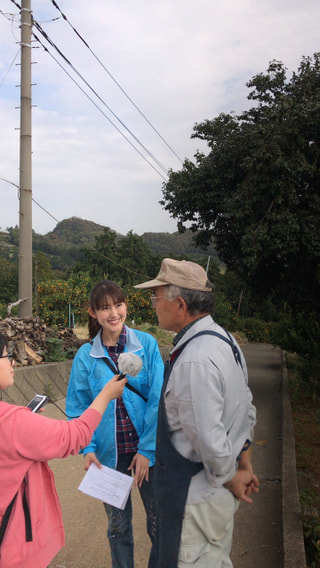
[287,355,320,568]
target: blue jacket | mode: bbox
[65,326,164,468]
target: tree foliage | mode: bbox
[33,251,54,282]
[76,227,160,286]
[36,272,92,326]
[161,54,320,316]
[0,257,18,305]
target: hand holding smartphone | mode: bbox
[26,394,48,413]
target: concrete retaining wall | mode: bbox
[2,346,172,406]
[2,361,74,405]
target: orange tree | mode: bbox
[36,272,91,326]
[124,287,157,325]
[36,275,157,328]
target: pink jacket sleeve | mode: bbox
[10,407,101,462]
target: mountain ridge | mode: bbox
[1,216,219,273]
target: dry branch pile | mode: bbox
[0,316,85,367]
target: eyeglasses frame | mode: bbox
[150,295,167,307]
[0,353,13,363]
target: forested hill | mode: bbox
[0,217,219,273]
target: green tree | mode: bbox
[81,227,119,281]
[77,227,159,286]
[116,231,159,286]
[6,226,19,246]
[33,251,54,282]
[161,54,320,317]
[0,257,18,305]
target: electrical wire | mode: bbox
[3,1,170,250]
[49,0,183,163]
[8,0,20,10]
[0,48,20,88]
[0,176,60,223]
[7,0,171,179]
[32,20,168,176]
[0,8,21,43]
[81,245,152,280]
[0,175,152,279]
[47,398,69,417]
[32,31,168,181]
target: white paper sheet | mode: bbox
[78,463,133,510]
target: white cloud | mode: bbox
[0,0,319,235]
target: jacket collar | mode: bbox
[90,325,143,358]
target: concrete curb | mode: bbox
[281,351,306,567]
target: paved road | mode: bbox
[231,343,283,567]
[47,343,286,568]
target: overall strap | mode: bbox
[102,357,148,403]
[174,329,243,369]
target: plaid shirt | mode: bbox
[105,327,139,454]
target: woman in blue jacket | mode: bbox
[66,280,164,568]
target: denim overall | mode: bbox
[150,330,243,568]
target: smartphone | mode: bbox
[26,394,48,413]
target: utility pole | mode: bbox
[18,0,33,316]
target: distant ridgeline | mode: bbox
[0,216,219,273]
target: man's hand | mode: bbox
[128,453,150,487]
[84,451,102,471]
[224,450,260,503]
[238,459,259,493]
[224,468,259,503]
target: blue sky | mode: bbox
[0,0,319,236]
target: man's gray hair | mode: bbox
[164,284,215,316]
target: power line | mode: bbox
[0,176,60,223]
[0,9,19,22]
[0,48,20,88]
[1,174,150,280]
[49,0,183,164]
[0,8,21,43]
[32,31,168,181]
[8,0,21,10]
[7,1,172,179]
[32,20,169,177]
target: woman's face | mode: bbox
[89,295,127,341]
[0,348,15,391]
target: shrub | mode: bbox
[213,297,238,329]
[234,316,274,343]
[124,288,157,325]
[270,312,320,358]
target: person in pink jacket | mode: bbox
[0,332,127,568]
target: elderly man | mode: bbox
[135,258,258,568]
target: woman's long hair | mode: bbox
[88,280,126,340]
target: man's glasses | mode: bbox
[150,295,166,307]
